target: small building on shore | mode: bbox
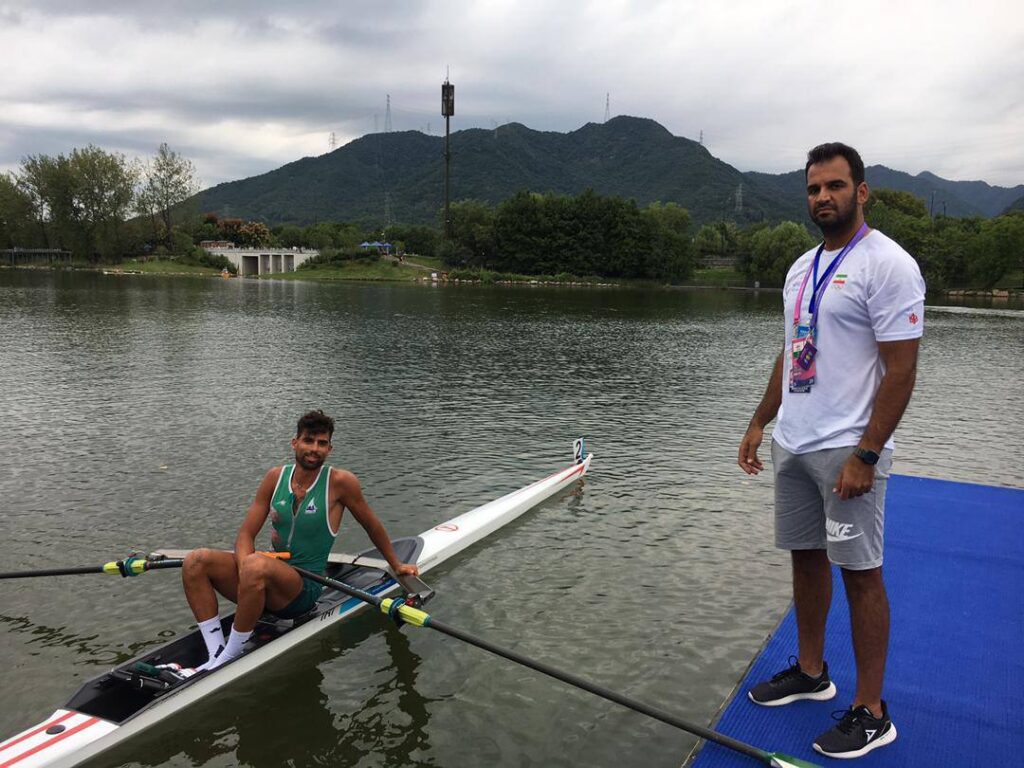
[2,248,73,267]
[206,247,318,277]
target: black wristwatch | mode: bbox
[853,447,880,466]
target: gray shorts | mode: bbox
[771,440,893,570]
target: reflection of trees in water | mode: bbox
[92,615,436,768]
[329,627,435,768]
[0,613,177,667]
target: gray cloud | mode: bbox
[1,0,1022,189]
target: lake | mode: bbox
[1,269,1021,767]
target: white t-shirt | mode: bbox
[774,229,925,454]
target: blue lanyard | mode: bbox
[797,222,869,330]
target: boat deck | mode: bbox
[688,474,1024,767]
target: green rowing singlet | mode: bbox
[268,465,338,574]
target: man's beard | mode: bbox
[295,451,325,471]
[810,194,858,238]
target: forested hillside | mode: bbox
[197,116,1021,230]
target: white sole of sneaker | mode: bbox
[813,723,898,759]
[747,681,837,707]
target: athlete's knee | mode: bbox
[841,565,885,592]
[238,553,273,587]
[183,548,217,575]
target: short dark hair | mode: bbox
[296,409,334,439]
[805,142,865,186]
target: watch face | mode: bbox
[855,448,879,465]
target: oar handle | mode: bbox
[0,550,291,581]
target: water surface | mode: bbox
[1,270,1020,767]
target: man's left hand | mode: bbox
[394,562,420,578]
[833,456,875,500]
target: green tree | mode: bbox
[865,188,929,257]
[694,223,725,260]
[68,145,138,260]
[0,172,42,248]
[138,143,198,246]
[446,200,496,267]
[748,221,816,286]
[276,224,304,248]
[19,146,137,260]
[19,152,78,250]
[387,224,439,256]
[966,213,1024,288]
[642,201,693,280]
[302,222,337,250]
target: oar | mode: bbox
[0,551,289,580]
[293,565,821,768]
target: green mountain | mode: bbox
[746,167,1023,219]
[197,117,800,227]
[196,116,1020,228]
[1000,194,1024,215]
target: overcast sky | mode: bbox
[2,0,1022,190]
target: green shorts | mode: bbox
[272,577,324,619]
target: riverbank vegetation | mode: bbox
[2,144,1021,291]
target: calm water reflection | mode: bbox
[1,270,1021,767]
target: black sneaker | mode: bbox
[813,701,897,759]
[748,656,837,706]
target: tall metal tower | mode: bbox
[442,75,455,239]
[604,93,610,122]
[385,95,392,132]
[329,132,336,151]
[735,183,744,213]
[699,130,704,146]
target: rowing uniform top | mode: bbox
[268,464,339,574]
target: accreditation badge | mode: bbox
[789,324,817,393]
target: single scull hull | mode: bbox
[0,452,591,768]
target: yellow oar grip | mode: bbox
[102,559,147,576]
[380,598,431,627]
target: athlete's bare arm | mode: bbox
[333,469,420,577]
[739,348,785,475]
[234,468,280,565]
[834,338,920,499]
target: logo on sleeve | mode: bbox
[909,312,919,324]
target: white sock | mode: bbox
[198,617,225,664]
[202,626,253,671]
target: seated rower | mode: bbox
[182,409,419,671]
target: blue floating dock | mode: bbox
[691,475,1024,767]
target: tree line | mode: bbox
[692,190,1024,289]
[2,142,1020,289]
[0,144,199,262]
[435,190,695,280]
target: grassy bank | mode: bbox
[273,259,419,282]
[688,267,749,288]
[115,259,225,276]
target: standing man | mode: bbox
[182,409,419,672]
[738,143,924,759]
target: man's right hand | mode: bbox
[738,425,765,475]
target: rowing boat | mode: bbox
[0,447,591,768]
